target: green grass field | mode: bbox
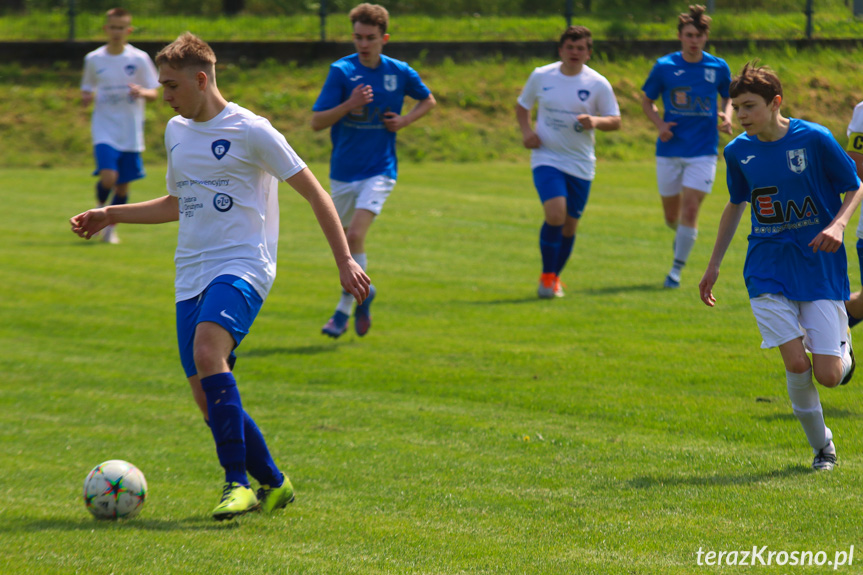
[1,160,862,574]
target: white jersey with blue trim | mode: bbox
[517,62,620,181]
[165,103,307,302]
[724,118,860,301]
[81,44,160,152]
[845,100,863,239]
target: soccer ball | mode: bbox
[83,460,147,520]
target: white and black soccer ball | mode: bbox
[83,460,147,520]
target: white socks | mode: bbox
[336,252,367,315]
[786,369,832,453]
[669,225,698,282]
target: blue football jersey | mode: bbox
[724,119,861,301]
[642,51,731,157]
[313,54,431,182]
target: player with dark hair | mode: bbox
[516,25,621,298]
[641,4,733,288]
[312,2,436,338]
[71,32,370,519]
[700,61,861,471]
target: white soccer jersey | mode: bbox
[81,44,160,152]
[517,62,620,181]
[848,101,863,239]
[165,103,307,302]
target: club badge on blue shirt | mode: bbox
[787,148,807,174]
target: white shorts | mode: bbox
[330,175,396,224]
[750,293,848,356]
[655,155,718,197]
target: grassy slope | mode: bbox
[1,47,862,170]
[0,158,861,573]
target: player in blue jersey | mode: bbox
[72,33,370,519]
[842,101,863,328]
[641,5,732,288]
[699,62,862,471]
[311,3,436,338]
[516,25,621,298]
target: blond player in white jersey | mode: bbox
[516,25,620,298]
[844,100,863,328]
[80,7,160,244]
[71,33,369,521]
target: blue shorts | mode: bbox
[92,144,145,184]
[176,275,263,378]
[532,165,592,219]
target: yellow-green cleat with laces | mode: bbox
[212,482,259,521]
[256,476,295,514]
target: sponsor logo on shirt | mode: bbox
[787,148,807,174]
[212,139,231,160]
[213,193,234,213]
[674,70,685,76]
[751,186,819,230]
[349,75,363,82]
[741,155,756,164]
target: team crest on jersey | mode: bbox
[578,90,590,102]
[383,75,397,92]
[704,69,716,83]
[212,139,231,160]
[213,193,233,212]
[786,148,807,174]
[124,64,136,76]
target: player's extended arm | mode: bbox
[516,104,541,149]
[81,90,94,107]
[699,201,747,307]
[809,183,863,253]
[70,195,179,240]
[382,93,437,132]
[128,84,160,102]
[310,84,375,132]
[577,114,621,132]
[286,168,371,303]
[641,92,676,142]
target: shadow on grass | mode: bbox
[627,463,811,489]
[757,406,861,421]
[0,515,241,532]
[241,344,343,357]
[582,282,665,295]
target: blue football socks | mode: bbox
[243,411,283,488]
[96,182,111,205]
[201,372,248,486]
[556,234,575,276]
[540,223,563,275]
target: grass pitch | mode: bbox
[0,161,861,574]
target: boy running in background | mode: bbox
[312,2,436,338]
[81,7,160,244]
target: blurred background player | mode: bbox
[80,7,159,244]
[516,25,620,299]
[699,62,861,471]
[71,33,370,519]
[843,100,863,327]
[641,4,732,288]
[311,2,436,338]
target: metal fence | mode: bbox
[1,0,861,41]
